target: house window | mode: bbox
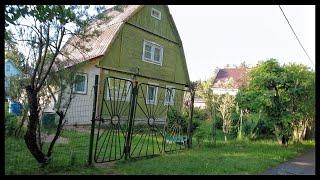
[142,40,163,65]
[151,8,161,20]
[73,73,87,94]
[106,78,132,101]
[164,86,175,105]
[146,84,158,105]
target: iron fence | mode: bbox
[5,74,195,174]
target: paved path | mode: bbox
[261,149,315,175]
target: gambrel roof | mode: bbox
[57,5,190,85]
[57,5,142,66]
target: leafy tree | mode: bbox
[282,63,315,142]
[236,59,315,144]
[196,80,219,145]
[217,94,235,142]
[5,5,107,165]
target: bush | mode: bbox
[167,108,189,133]
[229,111,240,139]
[229,125,238,139]
[254,118,274,139]
[193,108,208,121]
[194,126,206,146]
[215,114,223,129]
[5,113,19,137]
[242,112,274,139]
[42,113,57,129]
[167,108,200,133]
[191,118,201,133]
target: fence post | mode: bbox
[124,80,138,160]
[88,75,99,165]
[187,90,195,148]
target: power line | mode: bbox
[278,5,314,66]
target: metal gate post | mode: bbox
[124,80,138,160]
[187,90,195,148]
[88,75,99,165]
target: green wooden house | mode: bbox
[51,5,190,125]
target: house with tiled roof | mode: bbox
[212,67,248,96]
[44,5,190,124]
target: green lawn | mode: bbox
[111,140,314,175]
[5,120,315,175]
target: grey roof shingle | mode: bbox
[56,5,141,68]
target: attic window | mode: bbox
[151,8,161,20]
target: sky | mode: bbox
[7,5,315,82]
[168,5,315,81]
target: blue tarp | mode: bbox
[9,101,22,116]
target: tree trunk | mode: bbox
[47,111,64,157]
[238,109,243,140]
[224,135,227,142]
[14,108,28,137]
[24,86,48,164]
[211,108,216,145]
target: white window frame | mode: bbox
[142,40,164,66]
[106,78,132,102]
[146,83,159,105]
[151,8,161,20]
[164,85,175,105]
[73,73,88,94]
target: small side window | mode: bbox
[106,78,132,102]
[151,8,161,20]
[164,86,175,105]
[146,84,158,105]
[73,73,87,94]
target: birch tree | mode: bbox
[217,94,235,142]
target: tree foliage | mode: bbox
[236,59,315,144]
[217,94,235,142]
[196,80,219,144]
[5,5,108,165]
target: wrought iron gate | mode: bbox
[89,76,194,164]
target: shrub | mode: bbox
[5,113,19,137]
[167,108,187,132]
[191,118,201,133]
[194,126,206,146]
[215,114,223,129]
[167,108,200,133]
[192,108,208,121]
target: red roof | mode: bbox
[212,68,248,88]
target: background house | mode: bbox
[194,97,206,109]
[5,59,22,100]
[212,67,248,96]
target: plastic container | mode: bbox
[9,101,22,116]
[42,112,57,129]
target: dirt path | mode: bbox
[261,149,315,175]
